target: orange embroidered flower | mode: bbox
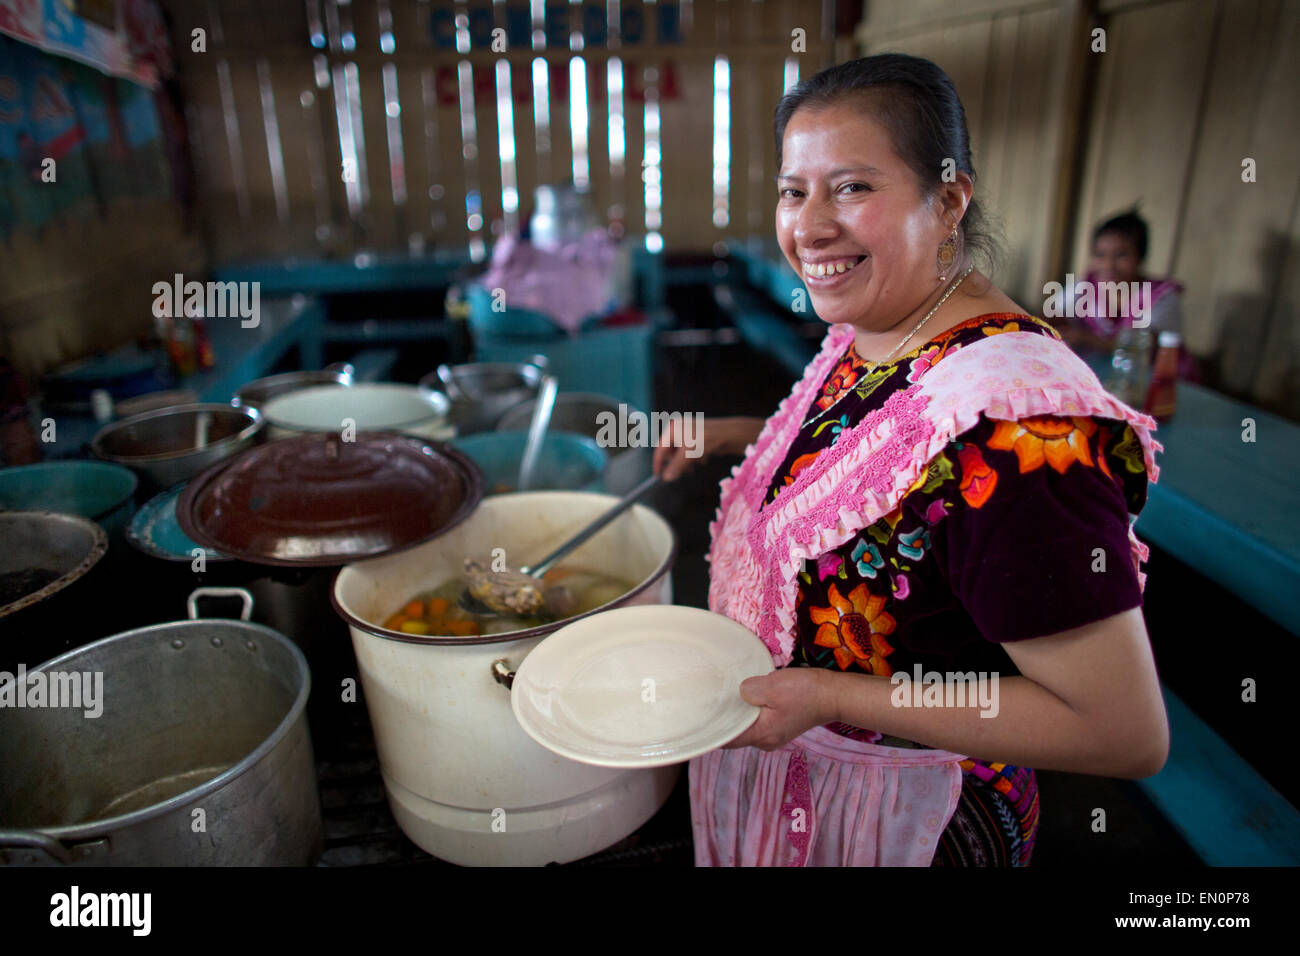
[809,583,896,674]
[1096,426,1114,481]
[981,321,1021,336]
[782,451,821,487]
[988,415,1096,474]
[816,354,864,411]
[957,444,998,507]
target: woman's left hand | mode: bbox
[723,668,838,751]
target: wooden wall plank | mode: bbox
[1069,0,1215,278]
[1173,0,1300,381]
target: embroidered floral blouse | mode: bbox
[765,313,1149,747]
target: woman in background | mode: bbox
[1064,208,1197,379]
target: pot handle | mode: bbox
[491,659,515,691]
[0,830,110,865]
[187,586,254,622]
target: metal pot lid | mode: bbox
[176,432,484,567]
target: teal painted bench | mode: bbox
[1135,383,1300,637]
[183,296,325,403]
[1139,686,1300,865]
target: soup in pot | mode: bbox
[384,566,636,637]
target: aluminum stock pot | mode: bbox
[331,490,680,866]
[0,588,321,866]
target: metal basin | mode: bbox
[421,358,546,434]
[0,512,110,674]
[0,588,322,866]
[92,403,264,495]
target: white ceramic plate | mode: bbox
[511,604,774,768]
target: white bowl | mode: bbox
[262,384,453,441]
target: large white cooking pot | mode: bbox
[331,491,680,866]
[262,384,454,441]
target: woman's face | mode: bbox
[776,100,952,332]
[1089,232,1142,283]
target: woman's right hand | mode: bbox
[653,416,765,481]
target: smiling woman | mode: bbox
[655,53,1169,868]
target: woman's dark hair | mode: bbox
[773,53,999,275]
[1093,207,1148,261]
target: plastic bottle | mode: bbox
[170,316,197,377]
[191,315,215,370]
[1105,328,1136,404]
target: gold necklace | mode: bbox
[803,264,975,429]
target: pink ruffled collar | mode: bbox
[707,322,1161,665]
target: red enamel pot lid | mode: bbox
[176,432,484,567]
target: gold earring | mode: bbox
[937,225,958,281]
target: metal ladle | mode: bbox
[460,474,661,617]
[516,374,557,492]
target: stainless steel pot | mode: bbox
[114,542,361,762]
[232,363,354,410]
[422,356,547,435]
[0,588,322,866]
[91,403,264,495]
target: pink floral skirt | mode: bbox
[689,725,965,866]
